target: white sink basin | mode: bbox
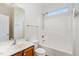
[10,43,26,49]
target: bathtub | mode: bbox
[39,40,73,56]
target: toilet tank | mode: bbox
[30,40,39,49]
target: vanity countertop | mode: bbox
[0,39,34,56]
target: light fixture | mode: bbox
[48,7,69,16]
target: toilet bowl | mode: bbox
[29,40,46,56]
[35,48,46,56]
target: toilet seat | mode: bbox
[35,48,46,56]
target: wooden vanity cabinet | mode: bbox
[23,46,34,56]
[12,46,34,56]
[14,51,23,56]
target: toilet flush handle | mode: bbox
[42,35,45,42]
[42,35,44,38]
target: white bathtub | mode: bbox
[39,40,73,56]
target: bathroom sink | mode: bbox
[11,43,25,48]
[8,43,28,51]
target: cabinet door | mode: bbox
[23,47,34,56]
[15,51,23,56]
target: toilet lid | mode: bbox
[35,48,46,53]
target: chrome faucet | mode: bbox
[13,38,16,45]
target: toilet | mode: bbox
[29,40,46,56]
[35,48,46,56]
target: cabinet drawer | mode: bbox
[23,46,34,56]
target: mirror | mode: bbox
[13,6,25,40]
[0,4,25,45]
[0,4,10,42]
